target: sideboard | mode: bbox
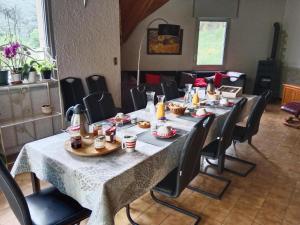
[282,84,300,105]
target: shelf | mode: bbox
[0,112,62,129]
[0,79,58,91]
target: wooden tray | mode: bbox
[64,137,121,157]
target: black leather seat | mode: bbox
[188,98,247,199]
[228,94,268,177]
[84,92,117,123]
[233,95,267,144]
[0,161,91,225]
[86,75,108,94]
[60,77,86,113]
[126,114,215,225]
[161,81,180,101]
[203,98,247,170]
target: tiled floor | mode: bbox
[1,104,300,225]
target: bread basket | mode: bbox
[168,104,186,116]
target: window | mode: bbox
[0,0,46,50]
[196,20,229,67]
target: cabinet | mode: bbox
[282,84,300,105]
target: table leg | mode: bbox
[30,173,40,193]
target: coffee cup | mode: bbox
[122,135,137,153]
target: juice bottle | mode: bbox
[156,95,165,120]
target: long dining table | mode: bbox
[11,95,258,225]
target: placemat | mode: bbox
[137,128,188,147]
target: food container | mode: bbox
[93,124,103,136]
[105,126,116,143]
[41,105,52,115]
[168,103,187,116]
[69,126,82,149]
[94,135,106,150]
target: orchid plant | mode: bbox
[0,42,34,74]
[0,7,34,74]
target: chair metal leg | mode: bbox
[150,191,201,225]
[188,171,231,200]
[126,204,139,225]
[224,154,256,177]
[206,155,256,177]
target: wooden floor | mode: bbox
[1,104,300,225]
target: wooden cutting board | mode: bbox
[64,137,121,157]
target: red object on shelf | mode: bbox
[145,74,161,85]
[194,78,207,87]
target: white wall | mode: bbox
[121,0,287,93]
[51,0,121,106]
[282,0,300,84]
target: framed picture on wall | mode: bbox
[147,28,183,55]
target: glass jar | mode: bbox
[94,135,106,150]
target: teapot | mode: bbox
[66,104,88,136]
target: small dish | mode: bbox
[191,112,213,118]
[152,128,177,139]
[138,121,151,129]
[108,115,131,124]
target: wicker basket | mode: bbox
[169,106,187,116]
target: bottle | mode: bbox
[156,95,165,120]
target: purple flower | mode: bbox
[3,42,20,59]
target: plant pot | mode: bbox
[11,73,22,82]
[41,70,52,80]
[0,70,9,86]
[28,71,37,83]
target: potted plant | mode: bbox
[22,60,38,83]
[39,60,54,80]
[0,42,29,84]
[0,58,9,86]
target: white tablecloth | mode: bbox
[11,95,257,225]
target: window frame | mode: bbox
[193,18,230,71]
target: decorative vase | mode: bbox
[0,70,9,86]
[28,71,37,83]
[41,70,52,80]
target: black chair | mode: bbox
[0,161,91,225]
[189,98,247,199]
[130,85,148,111]
[161,81,180,101]
[60,77,86,113]
[126,114,215,225]
[229,95,268,176]
[86,75,108,94]
[262,89,272,104]
[84,92,117,123]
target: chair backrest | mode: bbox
[83,92,117,123]
[0,161,32,225]
[130,85,147,111]
[161,81,180,101]
[217,99,247,156]
[245,95,266,137]
[60,77,86,112]
[175,114,215,196]
[86,75,108,94]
